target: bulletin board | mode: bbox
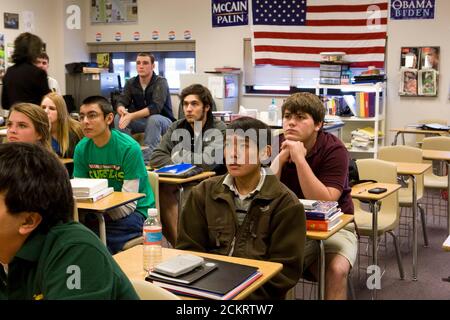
[399,46,439,97]
[90,0,138,24]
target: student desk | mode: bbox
[391,128,448,146]
[422,149,450,235]
[113,245,282,300]
[351,182,401,299]
[306,214,354,300]
[157,171,216,217]
[76,192,146,245]
[391,162,431,281]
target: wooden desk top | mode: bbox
[443,235,450,252]
[351,183,401,201]
[158,171,216,184]
[390,128,449,135]
[114,246,282,300]
[307,214,354,240]
[392,162,432,175]
[422,149,450,162]
[76,192,146,211]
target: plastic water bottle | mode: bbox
[268,98,278,126]
[143,208,162,272]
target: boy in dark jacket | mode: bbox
[176,117,306,299]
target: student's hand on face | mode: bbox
[283,140,307,164]
[278,145,291,165]
[117,106,127,117]
[118,113,133,129]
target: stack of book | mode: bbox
[299,199,343,231]
[70,178,113,203]
[350,127,383,150]
[146,257,262,300]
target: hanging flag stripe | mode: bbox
[251,0,388,68]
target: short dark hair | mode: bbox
[82,95,114,116]
[137,52,155,64]
[12,32,44,64]
[281,92,325,125]
[180,84,214,119]
[37,52,49,62]
[227,116,272,149]
[0,143,73,232]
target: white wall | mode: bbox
[82,0,450,142]
[385,0,450,144]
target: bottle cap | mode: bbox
[148,208,158,217]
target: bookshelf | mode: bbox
[316,83,386,158]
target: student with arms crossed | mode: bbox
[0,143,138,300]
[150,84,226,246]
[176,117,306,299]
[115,52,175,163]
[73,96,155,254]
[270,92,357,300]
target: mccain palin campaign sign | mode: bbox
[212,0,248,27]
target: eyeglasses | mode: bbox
[79,112,102,122]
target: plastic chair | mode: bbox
[131,279,181,300]
[378,145,428,246]
[122,171,160,251]
[422,136,450,190]
[354,158,404,279]
[415,119,448,147]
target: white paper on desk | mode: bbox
[208,76,224,99]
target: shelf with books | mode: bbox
[316,82,386,159]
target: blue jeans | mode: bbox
[84,211,145,254]
[114,114,172,162]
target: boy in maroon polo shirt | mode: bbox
[271,92,357,300]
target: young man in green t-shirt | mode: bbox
[0,143,138,300]
[73,96,155,254]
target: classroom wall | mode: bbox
[385,0,450,145]
[1,0,449,143]
[0,0,61,93]
[82,0,450,144]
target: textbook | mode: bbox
[299,199,318,210]
[306,211,343,232]
[154,163,203,178]
[75,187,114,203]
[306,208,341,221]
[70,178,109,197]
[305,201,339,216]
[146,257,261,300]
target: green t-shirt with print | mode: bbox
[73,129,154,217]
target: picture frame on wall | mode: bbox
[399,68,418,96]
[418,69,437,96]
[420,47,439,71]
[4,13,19,29]
[399,46,440,97]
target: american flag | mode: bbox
[251,0,388,68]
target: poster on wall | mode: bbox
[4,13,19,29]
[91,0,138,24]
[212,0,248,27]
[0,34,5,82]
[6,43,14,68]
[390,0,435,20]
[22,11,35,32]
[96,53,110,69]
[399,46,439,97]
